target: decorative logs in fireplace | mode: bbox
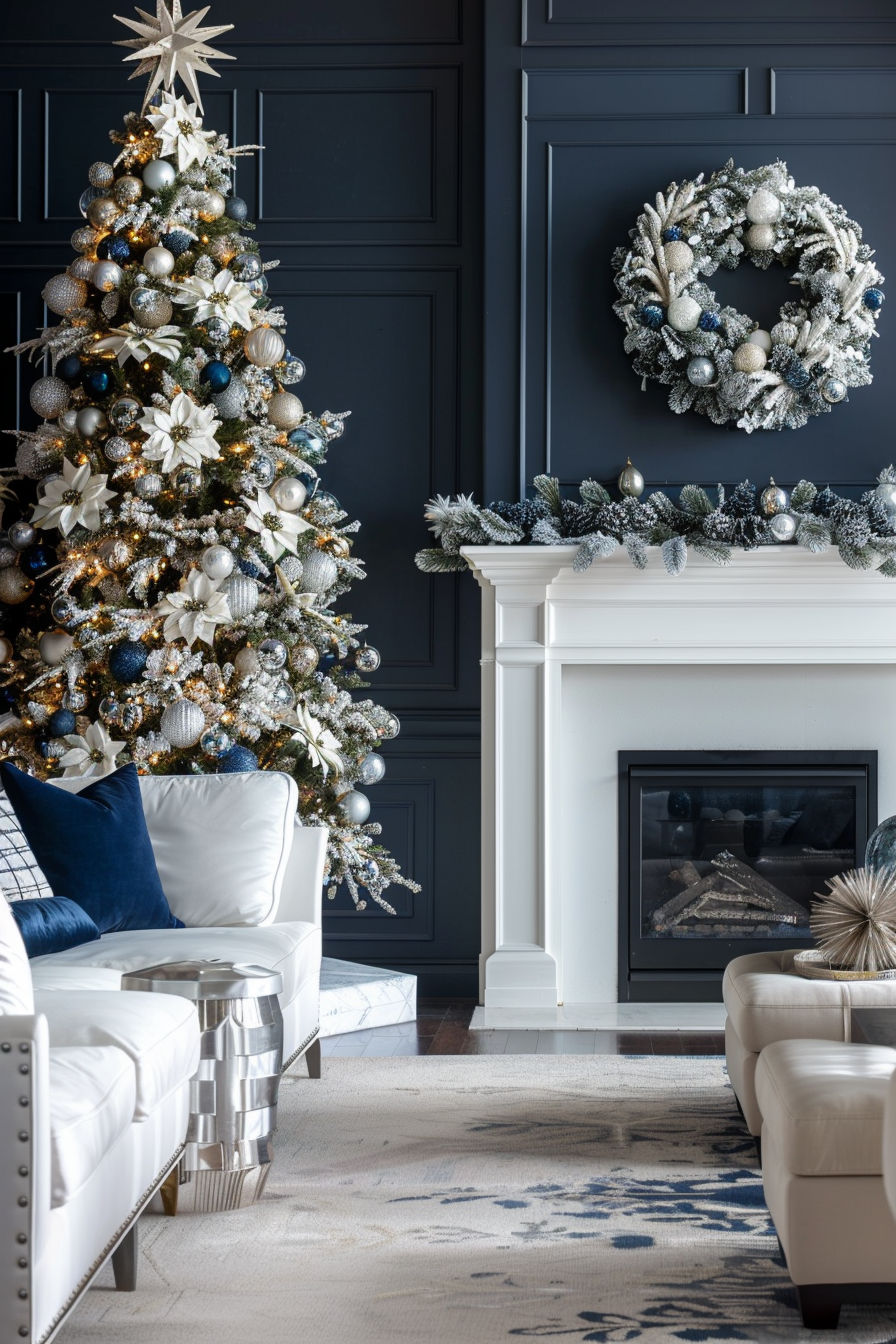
[652,851,811,937]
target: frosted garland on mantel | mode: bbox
[612,160,885,431]
[415,468,896,579]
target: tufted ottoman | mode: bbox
[724,949,896,1135]
[757,1038,896,1329]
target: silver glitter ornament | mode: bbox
[259,639,288,671]
[42,274,88,316]
[278,554,304,583]
[233,253,262,281]
[353,645,381,673]
[30,376,71,420]
[174,465,202,497]
[244,327,285,368]
[233,647,260,678]
[686,356,716,387]
[75,407,108,439]
[68,258,96,282]
[161,699,205,748]
[358,752,385,786]
[760,478,789,516]
[267,391,304,430]
[821,377,847,404]
[134,473,163,499]
[92,261,123,293]
[300,551,338,594]
[224,573,259,619]
[617,459,644,499]
[339,790,371,825]
[130,288,173,329]
[289,642,319,675]
[270,476,307,513]
[8,522,35,551]
[108,395,143,432]
[769,512,797,542]
[201,545,234,581]
[88,162,115,190]
[197,189,226,221]
[101,293,120,322]
[205,316,231,345]
[200,725,232,758]
[212,373,248,418]
[104,436,133,463]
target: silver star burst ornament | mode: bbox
[114,0,235,112]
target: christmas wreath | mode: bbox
[612,160,885,431]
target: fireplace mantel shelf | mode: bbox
[466,542,896,1011]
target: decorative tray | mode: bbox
[793,949,896,981]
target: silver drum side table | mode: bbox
[122,959,284,1213]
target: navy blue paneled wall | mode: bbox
[0,1,483,996]
[484,0,896,500]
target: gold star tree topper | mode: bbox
[114,1,234,112]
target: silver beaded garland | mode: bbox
[160,699,205,748]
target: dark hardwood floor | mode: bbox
[320,1000,726,1057]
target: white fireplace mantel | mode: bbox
[463,544,896,1009]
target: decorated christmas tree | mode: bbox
[0,1,418,914]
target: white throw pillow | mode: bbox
[0,890,35,1014]
[53,771,298,927]
[0,787,53,903]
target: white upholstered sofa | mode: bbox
[1,770,325,1344]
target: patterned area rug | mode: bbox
[60,1055,896,1343]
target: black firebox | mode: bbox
[618,750,878,1003]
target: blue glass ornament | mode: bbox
[47,708,76,738]
[662,226,683,242]
[100,237,132,264]
[867,816,896,874]
[108,639,148,684]
[784,360,811,390]
[668,790,691,820]
[288,425,327,456]
[224,196,248,222]
[638,303,665,331]
[863,288,885,312]
[318,648,339,674]
[160,231,192,258]
[297,471,318,498]
[57,354,83,383]
[238,558,264,580]
[38,739,54,760]
[0,687,18,709]
[83,368,111,397]
[217,745,258,774]
[200,360,232,393]
[698,311,721,332]
[20,545,54,578]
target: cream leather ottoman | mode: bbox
[724,950,896,1135]
[756,1038,896,1329]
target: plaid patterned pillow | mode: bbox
[0,789,53,903]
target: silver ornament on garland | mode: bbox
[339,790,371,825]
[224,573,259,619]
[769,512,797,542]
[617,459,644,499]
[875,482,896,515]
[358,752,386,786]
[687,356,716,387]
[760,478,789,516]
[38,630,74,665]
[821,377,847,404]
[160,699,206,749]
[380,713,400,741]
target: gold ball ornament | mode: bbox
[71,227,99,255]
[663,240,694,273]
[267,391,304,430]
[744,223,776,251]
[618,459,645,498]
[322,534,351,559]
[41,273,88,316]
[197,190,226,221]
[732,342,767,373]
[88,162,115,190]
[86,196,121,230]
[0,569,34,604]
[244,327,286,368]
[113,175,143,207]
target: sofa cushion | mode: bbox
[2,763,180,934]
[34,989,200,1120]
[31,965,124,993]
[48,1045,135,1207]
[0,892,33,1014]
[723,949,896,1055]
[0,785,52,902]
[755,1038,896,1177]
[53,771,298,928]
[10,895,100,958]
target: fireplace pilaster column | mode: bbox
[466,550,567,1006]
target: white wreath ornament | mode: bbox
[612,160,885,432]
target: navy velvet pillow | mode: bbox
[9,895,100,958]
[0,763,182,934]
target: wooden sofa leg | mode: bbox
[112,1220,139,1292]
[306,1037,321,1079]
[796,1286,841,1330]
[160,1165,179,1217]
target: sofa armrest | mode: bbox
[275,822,326,927]
[0,1013,49,1344]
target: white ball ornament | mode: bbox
[201,545,235,581]
[745,223,776,251]
[42,274,88,316]
[143,246,176,278]
[663,240,694,274]
[76,407,108,439]
[748,328,772,355]
[270,477,307,513]
[745,188,781,224]
[244,327,286,369]
[38,630,75,666]
[266,392,304,430]
[92,261,123,293]
[732,342,767,373]
[666,295,702,332]
[142,159,177,192]
[161,699,206,749]
[30,377,71,420]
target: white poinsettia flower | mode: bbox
[173,269,257,331]
[139,391,222,474]
[146,95,215,172]
[156,570,232,648]
[32,457,116,536]
[242,487,314,560]
[94,324,183,367]
[282,704,343,778]
[59,721,127,779]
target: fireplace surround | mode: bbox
[463,543,896,1012]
